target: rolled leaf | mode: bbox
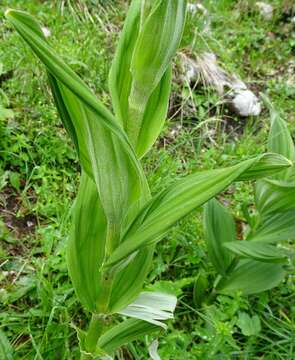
[217,259,285,295]
[109,0,186,157]
[204,199,236,276]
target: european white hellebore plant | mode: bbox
[203,95,295,300]
[5,2,292,359]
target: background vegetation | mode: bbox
[1,0,294,358]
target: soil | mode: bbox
[0,186,37,240]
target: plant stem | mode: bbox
[81,313,105,359]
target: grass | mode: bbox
[0,0,294,359]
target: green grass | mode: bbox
[0,0,294,359]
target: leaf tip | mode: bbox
[5,8,13,18]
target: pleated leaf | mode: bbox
[249,211,295,243]
[204,199,236,275]
[109,0,186,157]
[217,259,285,295]
[223,241,287,263]
[255,179,295,216]
[106,154,291,267]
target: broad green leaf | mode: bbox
[223,241,287,262]
[237,313,261,336]
[204,199,236,276]
[0,330,13,360]
[97,319,158,355]
[109,0,185,157]
[217,259,285,295]
[248,211,295,243]
[106,154,291,267]
[118,291,177,329]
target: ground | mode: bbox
[0,0,295,359]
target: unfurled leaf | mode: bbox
[106,154,291,267]
[217,259,285,295]
[118,292,177,329]
[223,241,287,262]
[204,199,236,275]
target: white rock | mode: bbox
[255,2,273,20]
[231,90,261,117]
[179,52,261,117]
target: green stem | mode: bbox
[81,313,105,359]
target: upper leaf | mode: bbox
[109,0,186,157]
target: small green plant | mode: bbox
[203,95,295,301]
[5,2,293,359]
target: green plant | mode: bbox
[203,95,295,301]
[5,2,293,359]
